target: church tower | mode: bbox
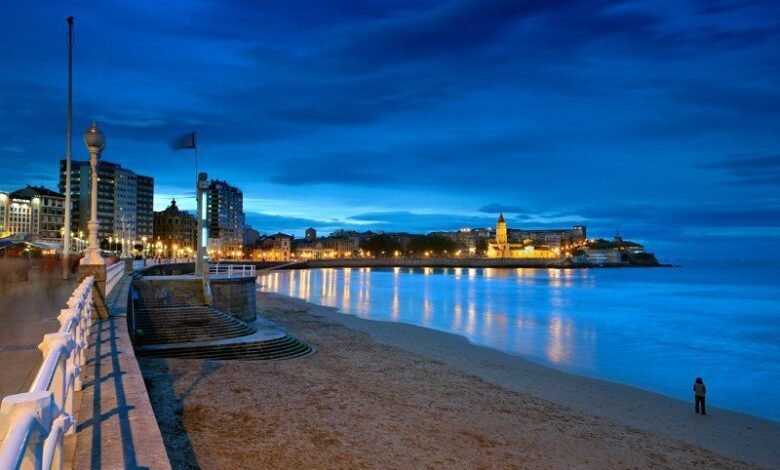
[496,212,507,245]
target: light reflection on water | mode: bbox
[260,266,780,421]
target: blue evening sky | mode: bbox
[1,1,779,261]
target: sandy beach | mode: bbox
[139,292,780,469]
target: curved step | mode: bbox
[137,335,314,361]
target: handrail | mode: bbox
[0,276,95,470]
[208,263,257,277]
[105,262,125,296]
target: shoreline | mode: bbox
[263,291,779,469]
[281,257,671,269]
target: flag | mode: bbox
[172,132,197,150]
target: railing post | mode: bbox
[0,391,55,470]
[37,334,76,425]
[57,308,83,393]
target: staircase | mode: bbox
[136,335,313,361]
[133,306,256,346]
[131,276,313,361]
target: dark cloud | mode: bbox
[244,212,342,235]
[268,133,548,188]
[348,211,499,231]
[2,0,780,260]
[700,153,780,171]
[573,203,780,228]
[478,203,526,215]
[699,153,780,186]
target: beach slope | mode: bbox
[138,293,778,469]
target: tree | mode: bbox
[359,234,401,257]
[406,234,457,257]
[475,237,488,255]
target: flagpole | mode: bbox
[62,16,74,280]
[194,132,198,186]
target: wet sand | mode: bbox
[139,292,779,469]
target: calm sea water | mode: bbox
[258,265,780,421]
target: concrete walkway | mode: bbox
[71,274,171,469]
[0,277,77,398]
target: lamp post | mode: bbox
[120,215,131,258]
[80,121,105,266]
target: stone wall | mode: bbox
[209,277,257,322]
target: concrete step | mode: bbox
[137,335,313,361]
[132,304,256,346]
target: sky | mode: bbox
[1,0,779,261]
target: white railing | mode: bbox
[136,258,191,268]
[105,261,125,296]
[0,276,94,470]
[208,263,256,277]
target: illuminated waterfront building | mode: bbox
[153,199,197,255]
[486,213,558,259]
[0,186,65,243]
[58,159,154,242]
[207,179,244,255]
[253,233,292,260]
[296,237,354,259]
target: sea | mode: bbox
[258,263,780,421]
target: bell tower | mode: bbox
[496,213,507,245]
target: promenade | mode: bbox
[0,277,76,398]
[69,274,171,469]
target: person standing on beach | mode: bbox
[693,377,707,415]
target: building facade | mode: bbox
[486,213,559,259]
[508,226,586,249]
[136,175,154,240]
[207,179,244,256]
[296,237,354,259]
[59,159,154,242]
[243,225,260,248]
[0,186,65,243]
[153,199,197,256]
[253,233,292,261]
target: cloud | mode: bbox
[477,204,544,220]
[245,212,340,235]
[573,202,780,228]
[348,210,523,232]
[479,203,526,214]
[699,153,780,185]
[268,132,547,189]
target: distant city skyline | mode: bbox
[1,1,779,260]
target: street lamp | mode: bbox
[80,120,105,265]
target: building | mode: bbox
[253,233,292,261]
[59,159,154,242]
[577,248,622,265]
[243,225,260,248]
[296,237,355,259]
[509,226,586,249]
[304,227,317,243]
[207,179,244,256]
[486,213,559,259]
[0,186,65,243]
[136,175,154,240]
[153,199,196,256]
[614,236,645,254]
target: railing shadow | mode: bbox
[76,318,148,469]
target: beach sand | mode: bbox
[139,292,779,469]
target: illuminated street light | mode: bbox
[80,121,105,266]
